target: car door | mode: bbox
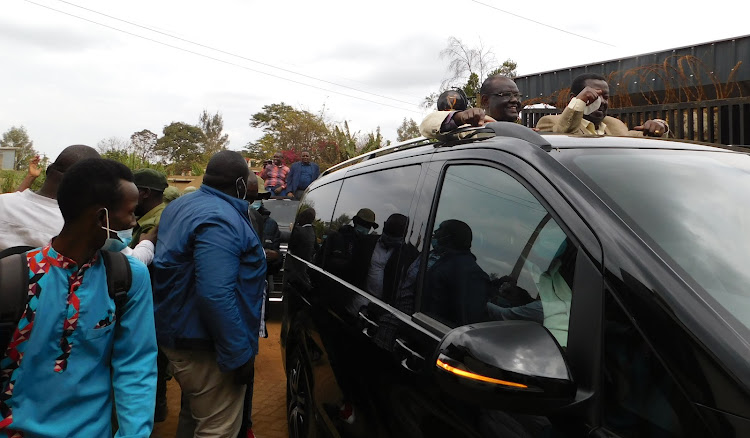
[371,149,605,437]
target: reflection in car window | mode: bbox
[565,150,750,337]
[602,290,697,437]
[420,165,577,347]
[288,180,341,261]
[319,166,421,301]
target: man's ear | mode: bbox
[479,94,488,109]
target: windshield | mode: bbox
[563,148,750,332]
[263,199,300,229]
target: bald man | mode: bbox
[0,144,100,251]
[419,76,522,139]
[153,150,266,437]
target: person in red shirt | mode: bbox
[259,152,289,197]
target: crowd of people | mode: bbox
[0,146,321,438]
[0,70,669,438]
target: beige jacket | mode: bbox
[536,99,667,137]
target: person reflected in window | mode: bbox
[320,208,379,284]
[424,219,493,326]
[289,207,317,262]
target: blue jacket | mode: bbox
[283,161,320,195]
[1,246,157,437]
[153,185,266,372]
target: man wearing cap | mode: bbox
[129,168,170,422]
[130,169,168,249]
[321,208,378,285]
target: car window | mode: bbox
[263,199,300,232]
[318,165,420,303]
[419,164,578,347]
[288,180,341,263]
[602,289,702,437]
[563,149,750,339]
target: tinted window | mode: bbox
[318,166,421,302]
[420,165,577,347]
[564,150,750,337]
[288,180,341,263]
[602,290,699,437]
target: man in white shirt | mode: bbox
[0,145,100,251]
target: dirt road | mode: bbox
[152,313,288,438]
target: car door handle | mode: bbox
[395,338,424,373]
[358,311,378,338]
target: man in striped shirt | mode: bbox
[259,152,289,197]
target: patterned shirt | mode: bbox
[0,244,157,437]
[260,164,289,189]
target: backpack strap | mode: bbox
[100,250,132,324]
[0,248,32,355]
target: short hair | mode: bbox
[57,158,134,223]
[570,73,607,95]
[296,208,316,226]
[48,145,100,174]
[479,75,515,96]
[203,150,250,190]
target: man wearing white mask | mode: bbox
[536,73,669,137]
[0,158,157,437]
[153,150,266,438]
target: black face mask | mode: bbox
[380,234,403,249]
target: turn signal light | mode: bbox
[436,358,528,389]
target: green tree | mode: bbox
[130,129,158,163]
[396,118,421,141]
[156,122,206,174]
[1,126,37,170]
[358,126,389,153]
[488,59,518,79]
[199,110,229,158]
[249,103,329,159]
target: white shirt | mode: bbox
[0,189,154,266]
[365,241,394,299]
[0,189,64,252]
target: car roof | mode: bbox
[315,123,746,186]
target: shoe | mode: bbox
[154,402,168,423]
[338,402,355,425]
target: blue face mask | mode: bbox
[355,224,371,236]
[431,237,439,250]
[99,208,130,252]
[250,200,262,210]
[116,228,133,247]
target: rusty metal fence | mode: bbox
[521,97,750,146]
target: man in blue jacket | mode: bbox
[153,150,266,437]
[0,158,157,437]
[284,150,320,199]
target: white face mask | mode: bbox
[236,177,248,200]
[100,207,128,252]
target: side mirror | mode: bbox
[434,320,575,412]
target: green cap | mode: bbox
[133,168,168,192]
[163,186,181,203]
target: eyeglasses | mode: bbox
[487,91,521,100]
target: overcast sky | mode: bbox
[2,0,747,161]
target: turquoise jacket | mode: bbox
[153,185,266,372]
[0,245,157,437]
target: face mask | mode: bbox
[100,208,127,252]
[250,200,262,210]
[354,225,371,236]
[380,234,403,249]
[117,228,133,247]
[236,177,248,200]
[431,237,439,251]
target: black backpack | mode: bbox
[0,247,131,355]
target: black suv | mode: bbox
[281,123,750,438]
